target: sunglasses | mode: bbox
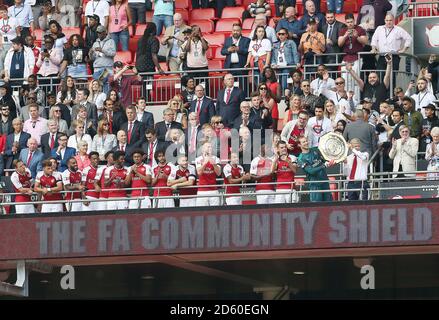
[214,121,223,124]
[335,82,344,85]
[103,123,109,126]
[53,110,61,112]
[278,33,286,35]
[1,108,9,111]
[259,87,267,90]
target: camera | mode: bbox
[43,49,48,53]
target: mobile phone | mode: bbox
[127,65,134,70]
[385,53,391,61]
[43,49,48,53]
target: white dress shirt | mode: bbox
[371,25,412,53]
[343,149,369,181]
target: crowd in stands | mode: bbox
[0,0,438,214]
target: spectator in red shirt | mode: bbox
[110,61,142,109]
[104,150,129,210]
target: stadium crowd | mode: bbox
[0,0,438,214]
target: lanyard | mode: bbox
[385,27,394,38]
[418,92,428,106]
[92,0,100,13]
[114,4,121,20]
[13,6,24,18]
[335,93,343,103]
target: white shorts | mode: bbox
[256,190,275,204]
[179,198,196,208]
[82,196,100,212]
[41,203,64,213]
[66,200,83,212]
[15,203,35,214]
[196,190,220,207]
[106,199,129,210]
[152,198,175,208]
[226,196,242,206]
[274,189,298,204]
[97,197,107,211]
[129,197,151,209]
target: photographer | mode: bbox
[299,18,325,66]
[36,35,62,83]
[182,25,209,91]
[161,13,187,72]
[109,61,142,108]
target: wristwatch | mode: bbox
[47,187,51,192]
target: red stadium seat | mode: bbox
[243,0,254,8]
[343,0,358,13]
[190,8,216,21]
[63,27,81,41]
[296,3,304,15]
[176,8,189,23]
[242,29,252,38]
[320,1,327,13]
[129,24,147,37]
[34,29,44,47]
[242,18,255,30]
[146,11,153,22]
[175,0,189,9]
[208,59,224,70]
[128,37,138,59]
[114,51,132,64]
[268,18,277,28]
[203,33,226,46]
[214,46,225,59]
[216,18,241,33]
[151,75,181,103]
[190,19,215,33]
[235,0,242,5]
[221,6,246,19]
[206,46,216,59]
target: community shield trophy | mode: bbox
[318,132,349,163]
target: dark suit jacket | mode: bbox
[98,111,127,135]
[215,87,246,128]
[189,97,216,127]
[138,111,155,130]
[4,131,31,169]
[18,148,44,178]
[120,120,145,147]
[221,36,251,69]
[322,21,346,53]
[141,139,171,165]
[51,147,76,172]
[71,102,98,128]
[0,118,13,135]
[155,121,183,142]
[232,116,257,132]
[40,132,61,159]
[58,103,72,128]
[112,143,137,166]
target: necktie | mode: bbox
[127,122,133,144]
[121,144,125,152]
[328,24,333,39]
[50,134,55,149]
[149,142,154,166]
[189,127,197,154]
[225,89,231,104]
[350,155,358,180]
[27,151,33,167]
[196,99,202,121]
[166,123,171,131]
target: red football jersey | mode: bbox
[128,163,152,196]
[168,165,197,196]
[96,166,109,198]
[223,163,244,195]
[36,172,63,201]
[288,125,306,155]
[10,168,32,202]
[62,169,83,200]
[195,156,220,191]
[250,156,275,191]
[104,166,129,198]
[275,155,297,190]
[82,165,99,198]
[152,163,173,197]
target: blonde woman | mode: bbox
[425,127,439,180]
[88,80,107,118]
[67,120,92,154]
[324,99,344,129]
[167,96,188,129]
[283,94,302,126]
[91,119,117,160]
[74,140,91,171]
[49,105,68,134]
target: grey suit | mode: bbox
[343,119,377,157]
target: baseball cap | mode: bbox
[0,81,7,89]
[113,61,124,68]
[422,103,438,110]
[308,18,317,25]
[47,91,56,98]
[182,27,192,34]
[87,14,100,21]
[96,25,106,33]
[11,37,23,45]
[361,97,373,104]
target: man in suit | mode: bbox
[4,118,31,169]
[40,120,61,159]
[135,97,154,131]
[18,137,44,178]
[221,24,250,93]
[160,13,187,72]
[189,85,215,127]
[98,98,127,134]
[0,104,13,135]
[71,88,98,129]
[112,130,136,165]
[50,133,76,172]
[185,112,201,163]
[155,108,183,142]
[216,73,246,128]
[233,102,257,132]
[120,106,145,148]
[343,109,377,157]
[322,11,345,65]
[141,128,170,167]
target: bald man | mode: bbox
[161,13,188,71]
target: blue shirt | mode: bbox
[276,18,306,38]
[153,0,173,16]
[10,50,25,79]
[8,4,33,28]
